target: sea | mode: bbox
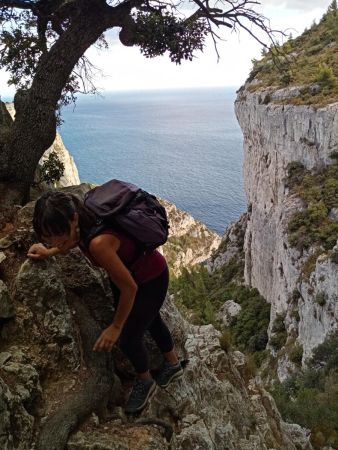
[58,87,246,235]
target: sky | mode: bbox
[0,0,331,96]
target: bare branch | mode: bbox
[191,0,232,28]
[0,0,36,10]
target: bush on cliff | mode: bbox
[270,331,338,450]
[247,1,338,107]
[170,258,270,359]
[287,159,338,251]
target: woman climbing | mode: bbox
[27,189,183,414]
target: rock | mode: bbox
[0,348,41,449]
[15,258,79,369]
[281,423,312,450]
[328,207,338,220]
[0,252,6,264]
[207,213,247,273]
[0,352,11,366]
[68,427,169,450]
[0,377,35,450]
[0,279,15,319]
[217,300,242,326]
[231,351,246,368]
[39,133,80,188]
[161,198,221,275]
[235,86,338,374]
[5,102,80,188]
[0,158,314,449]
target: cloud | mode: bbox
[264,0,331,11]
[0,2,330,95]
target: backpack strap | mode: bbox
[80,219,147,277]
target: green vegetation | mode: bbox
[164,225,216,272]
[38,151,65,186]
[289,343,303,366]
[270,331,338,449]
[210,219,245,263]
[286,157,338,252]
[248,2,338,107]
[314,291,327,306]
[170,257,271,361]
[270,314,287,351]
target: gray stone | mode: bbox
[329,207,338,220]
[0,352,11,366]
[235,87,338,374]
[0,280,15,319]
[217,300,242,326]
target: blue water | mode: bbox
[59,87,246,235]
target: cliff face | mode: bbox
[161,198,221,275]
[235,86,338,378]
[0,190,310,450]
[4,102,80,188]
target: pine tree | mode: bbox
[329,0,337,11]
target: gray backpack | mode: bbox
[83,179,169,252]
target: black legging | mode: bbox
[110,266,174,373]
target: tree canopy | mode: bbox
[0,0,279,207]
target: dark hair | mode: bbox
[33,190,97,240]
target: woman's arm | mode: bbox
[27,243,62,259]
[88,234,138,351]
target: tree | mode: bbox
[0,0,279,209]
[328,0,337,12]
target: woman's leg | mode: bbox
[115,267,175,413]
[147,314,178,364]
[118,266,172,376]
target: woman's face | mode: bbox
[42,212,79,253]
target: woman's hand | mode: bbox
[93,324,121,352]
[27,243,51,260]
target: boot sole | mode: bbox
[157,368,184,389]
[124,382,157,414]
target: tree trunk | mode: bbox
[36,296,116,450]
[0,1,127,207]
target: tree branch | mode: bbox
[0,0,36,10]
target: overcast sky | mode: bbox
[0,1,331,96]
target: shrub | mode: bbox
[246,5,338,107]
[219,329,233,352]
[230,287,270,353]
[315,63,338,89]
[272,314,286,333]
[286,161,306,188]
[169,258,270,355]
[287,160,338,252]
[253,349,270,368]
[270,333,287,351]
[331,250,338,264]
[311,330,338,372]
[39,151,65,185]
[314,292,327,306]
[289,343,303,366]
[290,309,300,322]
[270,332,338,449]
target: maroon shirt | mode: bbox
[78,227,167,285]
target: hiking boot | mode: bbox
[156,361,184,388]
[124,379,156,414]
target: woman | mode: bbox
[27,190,183,414]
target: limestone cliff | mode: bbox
[161,198,221,275]
[230,11,338,380]
[0,187,311,450]
[235,88,338,378]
